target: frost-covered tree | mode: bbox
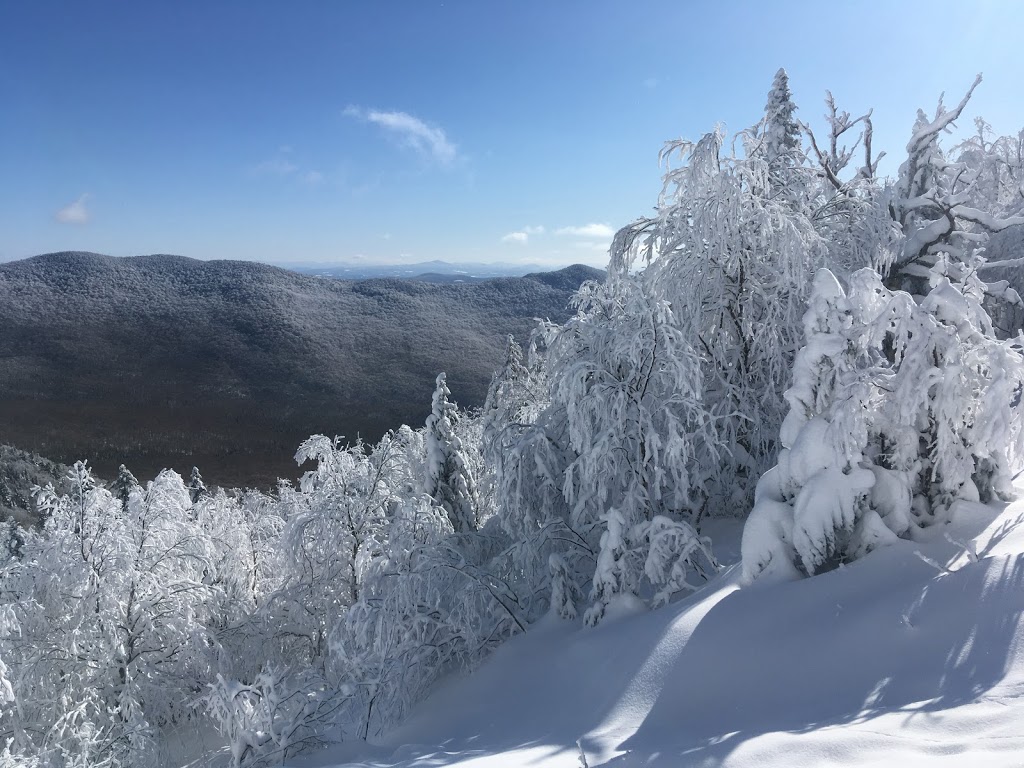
[761,67,803,196]
[112,463,139,512]
[0,464,219,767]
[481,336,536,467]
[544,276,720,623]
[955,118,1024,220]
[480,329,590,624]
[800,90,901,278]
[205,428,439,763]
[617,124,831,503]
[189,465,210,504]
[742,266,1024,582]
[424,373,479,532]
[877,76,1024,298]
[482,330,566,537]
[737,79,1024,581]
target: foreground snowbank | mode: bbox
[296,499,1024,768]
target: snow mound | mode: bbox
[297,502,1024,768]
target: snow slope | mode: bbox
[297,500,1024,768]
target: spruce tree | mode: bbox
[188,466,209,505]
[424,373,479,533]
[762,67,802,193]
[113,463,140,512]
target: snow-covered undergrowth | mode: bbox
[303,499,1024,768]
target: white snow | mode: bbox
[295,497,1024,768]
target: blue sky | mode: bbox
[2,0,1023,268]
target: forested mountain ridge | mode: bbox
[0,252,603,487]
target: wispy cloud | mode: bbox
[345,106,458,165]
[502,225,546,244]
[556,223,615,239]
[55,194,91,225]
[251,157,298,176]
[250,147,328,187]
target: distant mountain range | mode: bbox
[286,259,548,281]
[0,253,603,488]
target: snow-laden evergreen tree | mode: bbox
[112,463,139,512]
[189,465,210,504]
[762,67,802,195]
[481,335,535,468]
[739,78,1024,584]
[742,266,1024,582]
[424,373,479,533]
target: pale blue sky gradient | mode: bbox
[2,0,1022,268]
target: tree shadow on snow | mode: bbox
[611,540,1024,767]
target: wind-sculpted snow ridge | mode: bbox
[301,498,1024,768]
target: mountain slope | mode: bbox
[0,444,70,526]
[0,252,602,487]
[304,499,1024,768]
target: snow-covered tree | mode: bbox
[761,67,803,196]
[544,276,720,623]
[112,463,139,512]
[0,464,219,767]
[742,266,1024,582]
[424,373,479,533]
[618,123,831,504]
[189,465,210,505]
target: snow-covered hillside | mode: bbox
[305,498,1024,768]
[0,253,600,487]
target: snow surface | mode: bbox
[293,503,1024,768]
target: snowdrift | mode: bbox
[300,499,1024,768]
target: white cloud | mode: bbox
[55,194,91,225]
[556,223,615,239]
[304,170,325,185]
[345,105,457,165]
[502,225,545,244]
